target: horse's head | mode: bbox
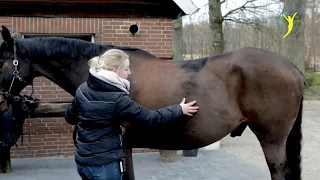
[0,26,34,113]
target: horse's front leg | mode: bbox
[122,138,135,180]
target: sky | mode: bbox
[183,0,283,24]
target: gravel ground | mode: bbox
[220,101,320,180]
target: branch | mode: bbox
[221,0,226,4]
[224,17,279,42]
[200,3,209,9]
[224,18,257,25]
[222,0,257,19]
[244,2,278,10]
[189,3,208,16]
[224,18,264,31]
[222,0,277,19]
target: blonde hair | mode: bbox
[88,49,129,71]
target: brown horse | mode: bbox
[0,25,304,180]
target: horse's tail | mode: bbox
[285,96,303,180]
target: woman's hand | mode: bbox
[179,98,199,116]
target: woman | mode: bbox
[65,49,199,180]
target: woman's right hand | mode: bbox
[179,98,199,116]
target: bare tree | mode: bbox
[305,0,319,71]
[208,0,278,54]
[183,0,320,71]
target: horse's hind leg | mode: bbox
[257,137,287,180]
[249,99,303,180]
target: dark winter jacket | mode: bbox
[65,73,184,166]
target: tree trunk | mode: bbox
[209,0,224,55]
[281,0,306,72]
[310,0,316,71]
[190,20,194,59]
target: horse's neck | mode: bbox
[30,43,160,95]
[32,56,90,96]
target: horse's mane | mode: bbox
[16,37,156,60]
[180,57,208,72]
[14,36,213,73]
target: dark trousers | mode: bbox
[76,161,122,180]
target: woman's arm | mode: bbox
[115,95,184,127]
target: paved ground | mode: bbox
[0,150,268,180]
[220,101,320,180]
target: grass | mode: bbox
[304,73,320,100]
[304,85,320,100]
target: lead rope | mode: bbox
[27,83,35,151]
[19,97,35,150]
[120,125,126,146]
[28,112,31,151]
[22,97,32,151]
[19,84,35,151]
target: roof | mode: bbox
[0,0,199,19]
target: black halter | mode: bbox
[0,39,36,102]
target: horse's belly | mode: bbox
[124,112,240,150]
[126,128,224,150]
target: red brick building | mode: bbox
[0,0,198,158]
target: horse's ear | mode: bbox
[1,26,13,44]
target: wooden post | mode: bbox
[172,17,182,61]
[0,102,70,174]
[30,102,70,118]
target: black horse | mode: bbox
[0,25,305,180]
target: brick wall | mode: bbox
[0,16,173,158]
[9,17,173,58]
[100,18,173,58]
